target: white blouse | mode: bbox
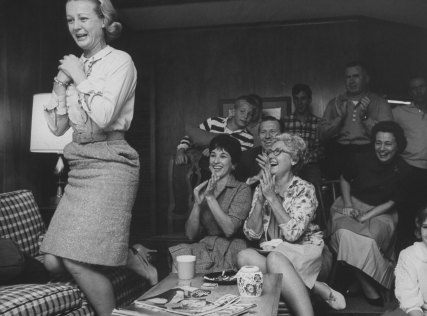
[395,242,427,315]
[44,45,137,135]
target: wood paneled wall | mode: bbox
[133,20,362,233]
[2,3,427,238]
[131,18,427,234]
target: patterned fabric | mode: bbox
[0,190,45,257]
[40,140,140,266]
[177,116,254,152]
[282,113,323,164]
[64,302,94,316]
[0,189,147,316]
[107,267,147,307]
[0,283,82,316]
[243,176,321,244]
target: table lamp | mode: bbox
[30,93,73,205]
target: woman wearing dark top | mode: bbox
[328,121,411,306]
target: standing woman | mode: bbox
[40,1,155,315]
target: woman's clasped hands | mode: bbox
[259,164,277,203]
[193,172,219,205]
[341,206,368,223]
[58,54,86,85]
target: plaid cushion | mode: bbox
[0,190,45,257]
[63,301,94,316]
[0,283,82,316]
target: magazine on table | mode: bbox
[112,286,256,316]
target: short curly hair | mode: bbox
[208,134,242,165]
[371,121,407,154]
[274,133,307,174]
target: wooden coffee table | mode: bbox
[129,272,282,316]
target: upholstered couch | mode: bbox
[0,190,148,316]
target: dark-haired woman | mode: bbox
[39,1,155,315]
[170,134,252,273]
[328,121,411,306]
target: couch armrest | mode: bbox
[0,283,82,316]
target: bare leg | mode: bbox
[44,254,67,277]
[237,248,267,273]
[266,252,314,316]
[62,258,115,316]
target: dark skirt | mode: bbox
[40,140,139,266]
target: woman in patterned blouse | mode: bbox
[237,133,345,316]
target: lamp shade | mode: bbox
[30,93,73,153]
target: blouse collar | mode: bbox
[80,45,113,64]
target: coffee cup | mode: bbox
[176,255,196,280]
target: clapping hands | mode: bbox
[193,172,219,205]
[259,164,276,202]
[246,152,270,186]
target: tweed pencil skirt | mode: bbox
[40,140,140,266]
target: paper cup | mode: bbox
[177,255,196,280]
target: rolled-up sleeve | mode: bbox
[76,54,137,129]
[43,91,70,136]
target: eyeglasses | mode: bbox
[267,148,291,157]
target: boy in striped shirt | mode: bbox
[175,95,259,166]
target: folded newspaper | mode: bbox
[112,286,256,316]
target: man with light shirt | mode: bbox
[393,76,427,250]
[319,61,393,178]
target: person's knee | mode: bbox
[62,258,88,277]
[266,252,291,273]
[237,249,252,267]
[44,254,66,276]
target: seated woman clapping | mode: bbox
[237,133,345,316]
[169,134,252,273]
[328,121,411,306]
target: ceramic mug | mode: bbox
[236,266,263,297]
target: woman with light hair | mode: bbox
[238,133,345,316]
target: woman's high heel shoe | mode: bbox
[127,246,158,286]
[319,282,347,310]
[130,244,157,264]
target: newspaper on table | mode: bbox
[112,286,256,316]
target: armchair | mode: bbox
[0,190,148,316]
